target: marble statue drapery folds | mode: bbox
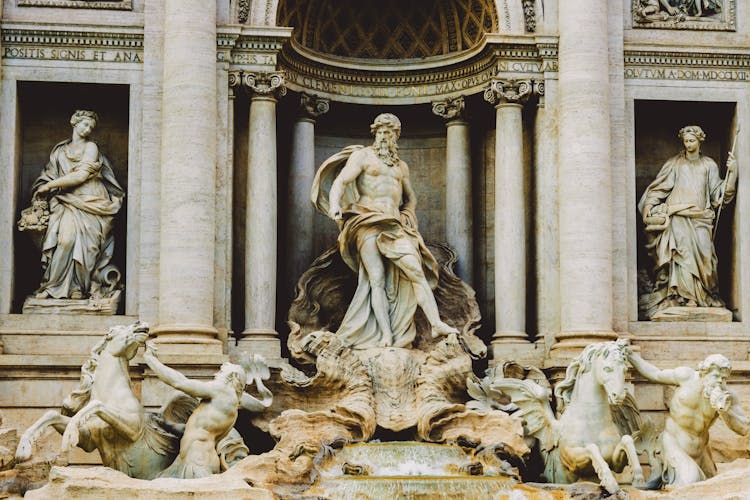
[311,145,440,349]
[33,138,124,299]
[638,126,736,318]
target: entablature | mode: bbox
[624,44,750,83]
[1,22,143,66]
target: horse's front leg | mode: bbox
[61,400,101,452]
[613,434,646,488]
[564,444,621,494]
[88,404,144,442]
[16,411,71,461]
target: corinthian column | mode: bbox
[152,0,221,354]
[432,96,473,283]
[552,0,616,358]
[484,79,533,363]
[241,71,286,359]
[286,93,329,294]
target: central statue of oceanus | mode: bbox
[310,113,458,349]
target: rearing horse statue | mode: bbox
[15,322,187,479]
[493,340,645,494]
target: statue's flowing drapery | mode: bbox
[638,152,733,313]
[311,146,439,349]
[33,140,124,298]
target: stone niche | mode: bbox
[13,81,130,313]
[634,99,738,320]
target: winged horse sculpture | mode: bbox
[490,340,645,494]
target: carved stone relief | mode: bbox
[632,0,736,30]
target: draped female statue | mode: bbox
[29,110,124,302]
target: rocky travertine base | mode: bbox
[23,466,274,500]
[629,459,750,499]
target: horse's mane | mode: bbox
[554,341,628,407]
[61,330,114,415]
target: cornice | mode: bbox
[1,24,142,48]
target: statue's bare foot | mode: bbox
[70,290,84,300]
[431,321,459,339]
[35,290,50,299]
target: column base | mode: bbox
[549,330,618,361]
[150,324,223,356]
[234,328,281,360]
[490,338,545,367]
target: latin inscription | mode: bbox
[2,46,143,63]
[232,53,277,65]
[625,67,748,81]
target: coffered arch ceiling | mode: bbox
[277,0,498,60]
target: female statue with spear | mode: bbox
[638,125,739,319]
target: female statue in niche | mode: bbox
[638,125,737,320]
[30,110,124,301]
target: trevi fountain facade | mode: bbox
[2,0,750,498]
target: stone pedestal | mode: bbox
[431,97,473,283]
[286,93,329,295]
[151,0,221,355]
[652,307,733,322]
[551,0,616,359]
[483,80,532,363]
[241,72,286,360]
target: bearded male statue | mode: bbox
[310,113,458,349]
[627,351,750,487]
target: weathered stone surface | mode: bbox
[24,466,273,500]
[630,459,750,499]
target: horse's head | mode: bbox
[555,339,630,406]
[590,342,629,405]
[103,321,150,359]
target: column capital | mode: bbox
[432,96,466,122]
[229,70,287,99]
[483,79,533,106]
[299,92,330,120]
[534,80,546,107]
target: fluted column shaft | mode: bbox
[432,97,473,283]
[553,0,615,356]
[241,72,286,359]
[484,81,532,355]
[153,0,220,352]
[286,94,329,293]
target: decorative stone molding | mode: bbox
[237,0,250,23]
[298,93,329,120]
[483,79,532,106]
[432,96,466,122]
[17,0,131,10]
[1,27,143,64]
[522,0,536,33]
[632,0,735,31]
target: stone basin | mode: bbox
[306,441,563,499]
